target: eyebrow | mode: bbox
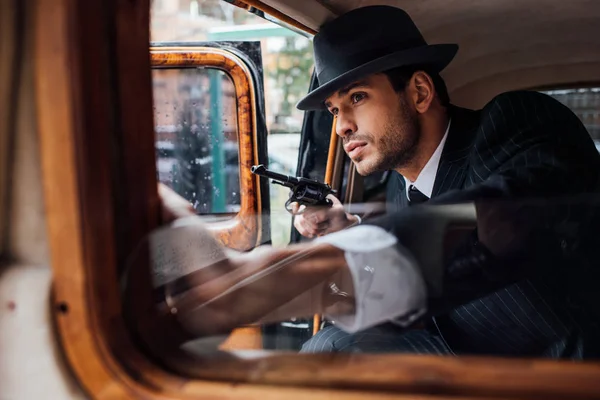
[325,80,370,108]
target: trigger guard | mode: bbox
[285,197,295,213]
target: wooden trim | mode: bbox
[343,163,365,207]
[323,116,339,185]
[0,0,19,257]
[312,117,341,335]
[160,352,600,400]
[330,136,346,192]
[151,48,262,251]
[231,0,317,35]
[151,48,264,348]
[36,0,149,397]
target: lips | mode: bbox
[344,141,368,159]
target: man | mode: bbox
[148,5,600,358]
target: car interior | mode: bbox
[1,0,599,398]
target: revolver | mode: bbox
[251,164,337,212]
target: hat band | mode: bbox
[316,38,426,84]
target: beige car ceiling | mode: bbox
[259,0,600,108]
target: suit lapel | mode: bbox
[432,105,481,197]
[386,171,409,212]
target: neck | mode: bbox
[395,108,449,182]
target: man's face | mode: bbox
[324,74,420,176]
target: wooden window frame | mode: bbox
[151,47,263,251]
[0,0,20,258]
[35,0,600,399]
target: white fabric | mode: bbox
[404,120,451,199]
[315,225,427,333]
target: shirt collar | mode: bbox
[404,119,451,199]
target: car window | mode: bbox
[151,0,313,245]
[542,87,600,150]
[153,68,240,214]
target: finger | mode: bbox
[295,213,325,233]
[300,218,320,238]
[293,215,306,234]
[294,217,312,238]
[313,224,331,238]
[326,193,342,206]
[290,202,300,215]
[303,209,330,224]
[315,221,330,230]
[305,221,326,238]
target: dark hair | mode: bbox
[382,66,450,106]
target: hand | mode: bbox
[158,183,196,223]
[292,194,358,238]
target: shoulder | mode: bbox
[481,90,580,126]
[462,90,594,167]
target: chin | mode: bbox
[353,162,374,176]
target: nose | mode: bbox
[335,112,357,138]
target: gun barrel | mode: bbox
[251,164,299,185]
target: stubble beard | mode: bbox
[354,96,421,175]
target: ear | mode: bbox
[409,71,435,114]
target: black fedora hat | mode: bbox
[296,6,458,110]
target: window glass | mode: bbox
[542,87,600,149]
[153,68,239,214]
[151,0,313,245]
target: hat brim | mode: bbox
[296,44,458,111]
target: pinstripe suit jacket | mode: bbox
[376,90,600,359]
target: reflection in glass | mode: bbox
[150,0,312,244]
[127,196,600,360]
[152,68,240,214]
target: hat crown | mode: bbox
[314,6,427,84]
[296,5,457,110]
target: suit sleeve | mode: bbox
[369,91,600,316]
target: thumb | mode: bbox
[326,194,342,206]
[290,201,300,215]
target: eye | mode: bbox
[329,107,339,116]
[350,92,366,104]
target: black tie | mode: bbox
[408,185,429,205]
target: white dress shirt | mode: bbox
[405,119,451,199]
[318,120,452,333]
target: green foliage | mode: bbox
[269,38,313,120]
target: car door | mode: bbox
[151,41,271,251]
[151,41,271,350]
